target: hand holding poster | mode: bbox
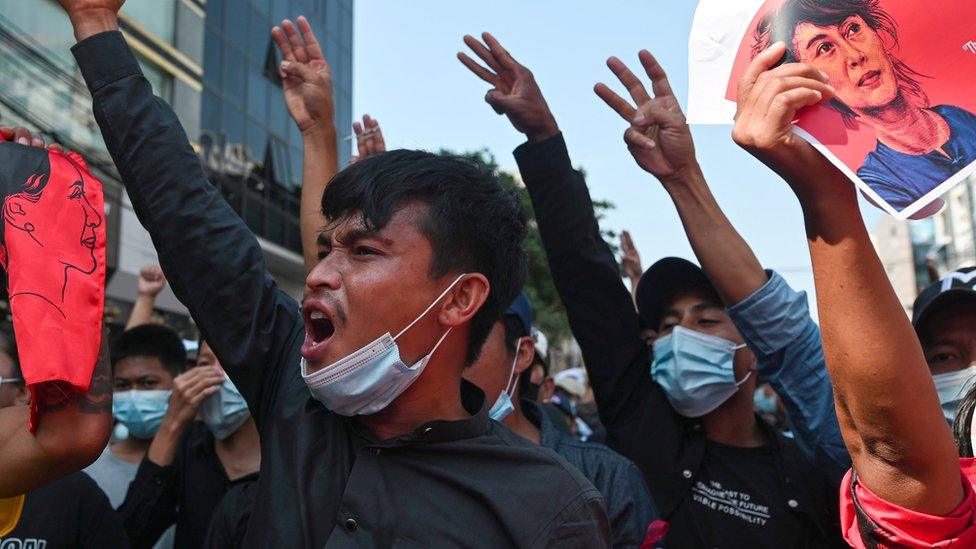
[689,0,976,219]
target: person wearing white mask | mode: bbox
[54,5,609,545]
[912,267,976,426]
[117,339,259,548]
[465,293,660,547]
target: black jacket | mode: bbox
[73,31,610,548]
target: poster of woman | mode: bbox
[688,0,976,219]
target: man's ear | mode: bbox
[3,195,33,232]
[439,273,490,327]
[514,336,535,375]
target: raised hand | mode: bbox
[272,16,335,136]
[619,230,643,281]
[730,42,839,201]
[137,265,166,297]
[458,33,559,142]
[350,114,386,164]
[595,51,696,184]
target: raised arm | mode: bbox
[596,51,849,481]
[125,265,166,330]
[619,231,643,305]
[57,1,300,424]
[733,43,961,514]
[272,17,339,274]
[458,34,670,446]
[0,331,112,497]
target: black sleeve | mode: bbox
[74,474,131,548]
[117,458,179,548]
[70,31,301,426]
[513,133,682,466]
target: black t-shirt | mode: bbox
[203,475,258,548]
[667,441,805,548]
[3,472,128,548]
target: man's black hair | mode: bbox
[322,149,528,365]
[111,324,186,377]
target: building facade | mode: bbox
[0,0,353,335]
[872,175,976,316]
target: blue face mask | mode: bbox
[489,340,522,422]
[112,389,171,439]
[754,388,778,415]
[200,377,250,440]
[301,275,466,416]
[651,326,750,418]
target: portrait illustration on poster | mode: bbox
[688,0,976,219]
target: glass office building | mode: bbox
[201,0,353,256]
[0,0,352,331]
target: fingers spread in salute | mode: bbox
[595,51,697,183]
[272,16,335,135]
[458,32,559,142]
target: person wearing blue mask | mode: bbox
[84,323,186,549]
[117,340,260,548]
[460,33,847,547]
[465,293,661,548]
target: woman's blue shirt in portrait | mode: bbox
[858,105,976,211]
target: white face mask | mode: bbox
[933,364,976,424]
[301,275,466,416]
[488,339,522,422]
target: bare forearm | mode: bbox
[300,128,338,273]
[799,170,960,514]
[146,418,187,467]
[663,168,767,306]
[126,294,156,330]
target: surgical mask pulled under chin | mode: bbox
[302,275,466,416]
[112,389,171,439]
[489,341,522,422]
[651,326,750,418]
[933,364,976,424]
[200,377,251,440]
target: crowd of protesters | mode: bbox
[1,0,975,547]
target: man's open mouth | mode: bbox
[301,302,337,360]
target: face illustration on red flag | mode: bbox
[0,141,106,431]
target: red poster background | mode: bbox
[725,0,976,171]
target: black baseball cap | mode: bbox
[635,257,716,331]
[504,292,533,335]
[912,267,976,332]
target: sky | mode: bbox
[352,0,886,317]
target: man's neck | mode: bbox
[215,417,261,481]
[701,393,767,447]
[356,351,469,441]
[502,395,541,444]
[111,437,150,464]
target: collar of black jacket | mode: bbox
[348,379,490,446]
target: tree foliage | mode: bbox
[439,148,618,343]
